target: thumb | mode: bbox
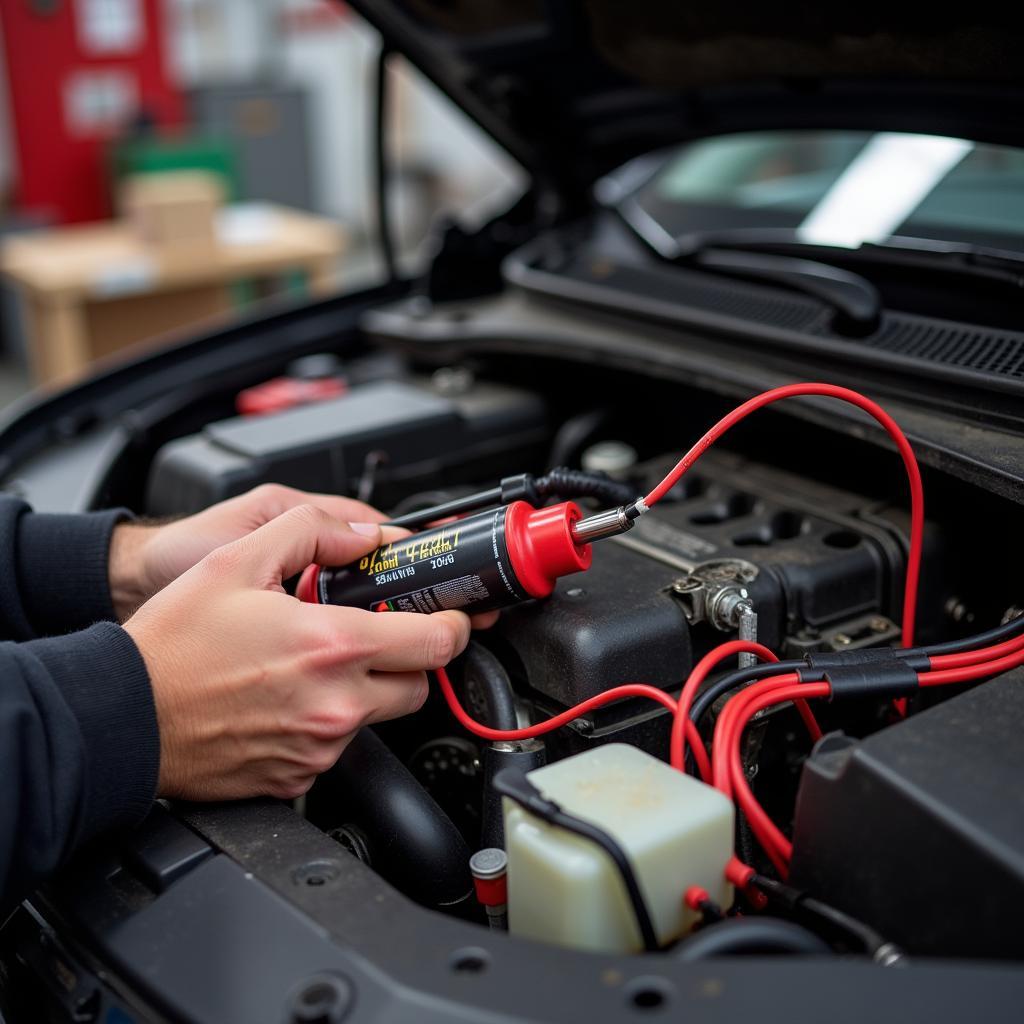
[228,504,383,586]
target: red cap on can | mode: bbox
[504,500,591,600]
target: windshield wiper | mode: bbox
[624,202,1024,291]
[618,199,882,336]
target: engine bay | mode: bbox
[130,350,1022,963]
[5,315,1024,1023]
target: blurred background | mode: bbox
[0,0,524,405]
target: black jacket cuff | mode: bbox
[17,508,131,636]
[25,622,159,843]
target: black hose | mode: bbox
[318,729,472,910]
[462,643,519,732]
[677,917,831,959]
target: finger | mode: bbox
[355,670,431,725]
[470,610,500,630]
[225,505,383,584]
[245,484,388,526]
[301,492,388,525]
[316,607,471,672]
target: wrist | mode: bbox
[109,523,161,620]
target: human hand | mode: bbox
[108,484,388,620]
[124,505,475,801]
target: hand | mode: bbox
[124,505,474,801]
[108,484,387,619]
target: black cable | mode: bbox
[388,489,469,519]
[385,469,637,530]
[750,875,901,961]
[688,661,809,731]
[386,487,502,529]
[687,610,1024,734]
[676,917,831,959]
[462,643,519,732]
[492,769,660,952]
[912,610,1024,656]
[686,611,1024,739]
[372,45,396,282]
[534,467,636,507]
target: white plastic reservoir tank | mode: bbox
[503,743,734,953]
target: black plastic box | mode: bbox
[790,669,1024,959]
[146,378,546,515]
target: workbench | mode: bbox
[1,204,344,385]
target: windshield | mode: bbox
[617,131,1024,253]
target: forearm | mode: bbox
[108,522,163,621]
[13,503,131,637]
[0,624,159,912]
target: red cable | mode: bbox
[641,383,924,648]
[929,632,1024,670]
[434,666,713,781]
[716,678,831,876]
[921,645,1024,686]
[669,639,779,771]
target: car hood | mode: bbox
[351,1,1024,203]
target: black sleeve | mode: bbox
[1,621,159,912]
[0,495,127,640]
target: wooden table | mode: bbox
[1,204,345,385]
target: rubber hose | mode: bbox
[463,643,519,731]
[321,728,473,910]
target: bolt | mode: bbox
[291,859,342,887]
[869,617,891,633]
[944,597,973,624]
[873,943,908,968]
[833,633,852,646]
[287,973,354,1024]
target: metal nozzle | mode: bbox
[570,506,634,545]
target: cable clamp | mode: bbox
[802,648,919,700]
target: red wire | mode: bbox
[641,383,924,648]
[434,666,713,782]
[921,645,1024,686]
[669,640,779,771]
[713,678,830,876]
[713,641,1024,879]
[929,632,1024,670]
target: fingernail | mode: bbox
[349,521,381,536]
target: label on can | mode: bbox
[319,506,530,614]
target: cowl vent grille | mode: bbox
[858,321,1024,380]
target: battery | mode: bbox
[297,500,592,616]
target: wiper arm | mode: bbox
[690,247,881,335]
[860,235,1024,286]
[621,200,1024,291]
[618,200,881,335]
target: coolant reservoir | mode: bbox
[503,744,734,953]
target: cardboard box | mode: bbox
[120,171,224,253]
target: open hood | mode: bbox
[350,1,1024,205]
